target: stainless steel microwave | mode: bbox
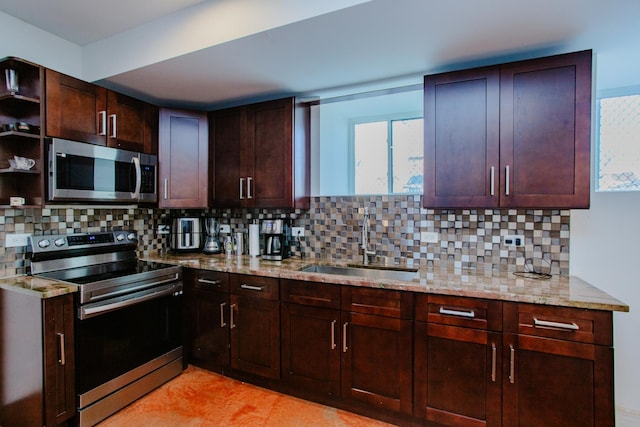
[47,138,157,203]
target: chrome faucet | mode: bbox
[361,207,376,265]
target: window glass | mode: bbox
[314,87,423,196]
[598,93,640,191]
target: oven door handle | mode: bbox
[79,282,182,320]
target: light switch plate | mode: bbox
[6,233,31,247]
[220,224,231,233]
[157,225,170,235]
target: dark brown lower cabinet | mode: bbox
[341,311,413,415]
[230,274,280,379]
[281,303,341,395]
[414,322,502,426]
[185,270,230,373]
[0,290,75,427]
[502,302,615,427]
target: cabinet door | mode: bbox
[211,106,246,207]
[500,50,591,208]
[248,98,294,208]
[190,291,230,373]
[503,333,614,427]
[107,91,158,154]
[230,294,280,379]
[42,294,75,426]
[45,69,107,146]
[281,303,341,396]
[423,66,500,208]
[159,108,208,208]
[341,312,412,415]
[414,322,501,426]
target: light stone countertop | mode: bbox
[146,253,629,313]
[0,275,78,299]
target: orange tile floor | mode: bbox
[97,365,395,426]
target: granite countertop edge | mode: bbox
[146,253,630,313]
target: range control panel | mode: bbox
[30,231,138,254]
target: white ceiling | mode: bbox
[1,0,639,109]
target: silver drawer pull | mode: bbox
[240,284,264,292]
[491,343,496,382]
[198,278,221,287]
[330,320,337,350]
[533,317,579,331]
[57,333,66,366]
[509,345,515,384]
[439,307,475,318]
[220,302,227,327]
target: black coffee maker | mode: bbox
[261,219,290,261]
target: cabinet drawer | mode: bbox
[193,270,229,293]
[342,286,413,319]
[280,279,340,309]
[230,274,279,300]
[416,294,502,332]
[504,302,613,346]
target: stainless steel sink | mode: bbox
[300,264,419,282]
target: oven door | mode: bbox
[75,283,183,422]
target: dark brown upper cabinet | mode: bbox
[210,97,310,209]
[45,69,158,154]
[423,50,592,209]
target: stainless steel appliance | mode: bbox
[261,219,290,261]
[29,231,183,427]
[47,137,157,203]
[170,217,203,252]
[202,217,222,254]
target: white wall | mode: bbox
[0,12,82,77]
[571,49,640,421]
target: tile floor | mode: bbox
[96,365,395,426]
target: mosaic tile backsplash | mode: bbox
[0,195,570,277]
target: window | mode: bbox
[597,90,640,191]
[313,86,423,196]
[353,117,423,194]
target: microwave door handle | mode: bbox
[131,157,142,199]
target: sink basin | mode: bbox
[300,264,419,282]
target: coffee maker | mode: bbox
[261,219,290,261]
[170,217,203,252]
[202,217,222,254]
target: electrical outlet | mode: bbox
[157,225,170,235]
[292,227,305,237]
[503,234,525,247]
[220,224,231,233]
[420,231,439,243]
[6,233,31,247]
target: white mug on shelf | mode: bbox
[13,155,35,170]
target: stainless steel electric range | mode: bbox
[30,231,184,427]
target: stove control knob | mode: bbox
[127,233,137,241]
[54,238,66,247]
[38,239,51,248]
[116,233,125,241]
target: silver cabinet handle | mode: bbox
[439,307,475,318]
[230,304,236,329]
[247,176,253,199]
[57,332,66,366]
[240,284,263,292]
[533,317,579,331]
[164,178,168,200]
[505,165,510,196]
[509,345,515,384]
[239,178,245,199]
[198,278,221,287]
[220,302,227,328]
[490,166,495,196]
[330,320,337,350]
[98,110,107,136]
[491,343,496,382]
[109,113,117,138]
[342,322,348,353]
